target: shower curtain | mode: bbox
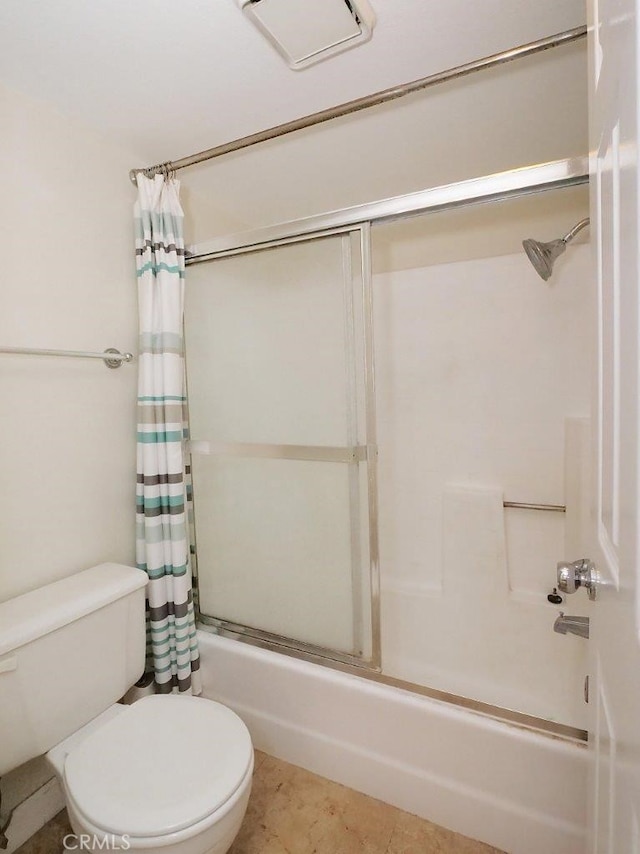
[134,172,201,694]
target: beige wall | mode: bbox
[0,83,140,602]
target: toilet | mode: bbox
[0,563,253,853]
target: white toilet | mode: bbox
[0,563,253,853]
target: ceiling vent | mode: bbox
[236,0,376,70]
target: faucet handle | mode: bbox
[557,558,597,600]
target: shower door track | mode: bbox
[189,157,590,745]
[198,620,588,743]
[187,157,589,263]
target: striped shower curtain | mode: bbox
[134,173,201,694]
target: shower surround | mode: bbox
[372,244,592,729]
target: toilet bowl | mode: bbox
[47,694,253,853]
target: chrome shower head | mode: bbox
[522,237,567,281]
[522,217,590,281]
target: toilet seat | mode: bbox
[63,695,253,839]
[64,758,253,851]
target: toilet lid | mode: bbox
[64,695,253,838]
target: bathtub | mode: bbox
[198,631,587,854]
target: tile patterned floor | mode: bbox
[17,751,505,854]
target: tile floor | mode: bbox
[17,751,505,854]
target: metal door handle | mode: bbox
[557,558,597,600]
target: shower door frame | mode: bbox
[188,157,588,261]
[186,224,381,671]
[187,155,590,742]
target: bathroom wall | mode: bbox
[0,81,259,607]
[178,40,588,236]
[0,81,140,602]
[0,80,143,850]
[372,214,592,727]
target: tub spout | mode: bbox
[554,613,589,640]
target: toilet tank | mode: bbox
[0,563,147,776]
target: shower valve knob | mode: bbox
[547,587,563,605]
[557,558,597,601]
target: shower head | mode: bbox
[522,237,567,281]
[522,217,590,281]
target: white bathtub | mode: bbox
[198,631,587,854]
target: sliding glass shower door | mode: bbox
[184,227,378,666]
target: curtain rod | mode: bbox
[129,25,587,185]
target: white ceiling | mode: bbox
[0,0,586,165]
[0,1,589,245]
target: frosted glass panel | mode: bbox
[194,456,358,652]
[185,236,353,446]
[184,227,376,661]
